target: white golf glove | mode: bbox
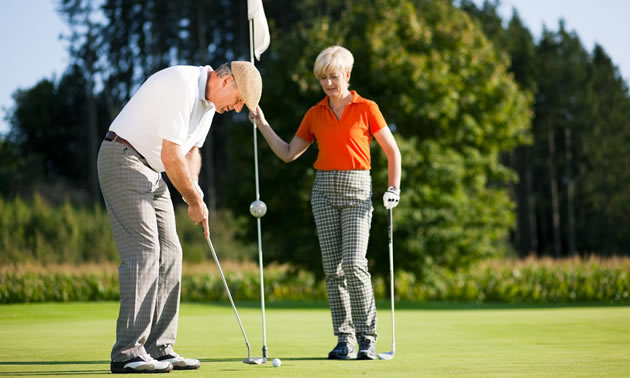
[383,186,400,210]
[183,180,204,204]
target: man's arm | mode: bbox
[185,147,202,180]
[162,139,209,237]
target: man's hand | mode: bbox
[383,186,400,210]
[188,200,209,239]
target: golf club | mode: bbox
[205,235,266,365]
[378,208,396,360]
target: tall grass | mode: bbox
[2,257,628,304]
[399,256,630,303]
[0,195,118,264]
[0,196,628,304]
[0,194,255,265]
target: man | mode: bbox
[97,62,262,374]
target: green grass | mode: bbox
[0,302,629,376]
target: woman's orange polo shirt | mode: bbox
[295,91,387,171]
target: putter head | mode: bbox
[377,351,395,360]
[243,357,266,365]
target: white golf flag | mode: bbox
[247,0,270,60]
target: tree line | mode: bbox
[2,0,629,279]
[460,0,630,257]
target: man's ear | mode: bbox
[222,75,235,88]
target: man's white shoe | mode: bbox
[110,356,173,374]
[156,353,201,370]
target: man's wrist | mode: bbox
[187,195,204,207]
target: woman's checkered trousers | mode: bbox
[311,170,377,344]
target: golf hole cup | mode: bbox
[249,200,267,218]
[272,358,281,367]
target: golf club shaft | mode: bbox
[388,209,396,353]
[205,236,251,354]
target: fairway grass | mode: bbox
[0,302,629,376]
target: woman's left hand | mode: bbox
[383,186,400,209]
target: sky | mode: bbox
[1,1,629,135]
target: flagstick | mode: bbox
[249,17,268,360]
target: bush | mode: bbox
[0,195,256,265]
[1,257,628,304]
[0,194,117,264]
[406,256,630,304]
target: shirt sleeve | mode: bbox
[193,127,207,148]
[193,112,215,148]
[155,70,197,146]
[367,101,388,135]
[295,107,316,143]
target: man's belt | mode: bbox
[105,131,145,159]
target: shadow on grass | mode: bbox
[187,300,629,310]
[1,358,312,376]
[0,361,107,366]
[199,357,327,362]
[0,361,110,376]
[199,357,255,363]
[0,371,110,376]
[187,300,331,309]
[388,301,630,310]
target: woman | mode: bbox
[250,46,401,360]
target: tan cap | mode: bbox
[231,61,262,112]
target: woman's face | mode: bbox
[318,70,350,98]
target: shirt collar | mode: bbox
[199,66,213,108]
[316,90,363,108]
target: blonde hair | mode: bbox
[313,46,354,78]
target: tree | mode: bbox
[59,0,103,201]
[578,46,630,254]
[5,64,111,201]
[533,23,592,257]
[459,2,540,257]
[503,12,539,256]
[461,2,630,258]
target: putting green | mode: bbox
[0,302,628,376]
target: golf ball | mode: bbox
[272,358,281,367]
[249,200,267,218]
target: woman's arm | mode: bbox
[374,126,402,189]
[249,106,311,163]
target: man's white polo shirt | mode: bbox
[109,65,216,173]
